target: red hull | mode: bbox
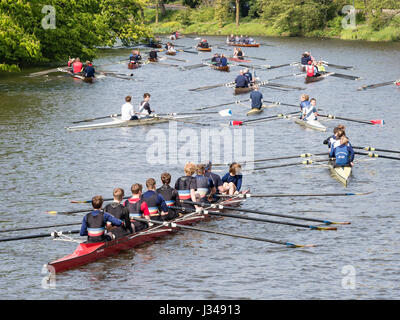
[47,194,247,273]
[228,57,251,63]
[128,63,140,70]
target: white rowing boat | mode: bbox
[294,118,327,132]
[66,115,194,131]
[328,160,352,187]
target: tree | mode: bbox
[236,0,240,26]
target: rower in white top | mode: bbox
[121,96,138,121]
[300,97,318,121]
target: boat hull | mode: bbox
[165,52,176,56]
[211,65,230,72]
[247,106,265,116]
[228,57,251,63]
[328,160,352,187]
[48,193,248,273]
[227,43,260,47]
[234,86,255,95]
[128,62,140,69]
[66,117,169,131]
[197,47,211,52]
[305,72,334,84]
[294,118,327,132]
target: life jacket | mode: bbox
[85,211,105,243]
[333,145,350,166]
[307,65,315,77]
[195,175,211,200]
[104,203,130,238]
[142,192,160,217]
[175,176,196,209]
[72,61,83,74]
[124,197,143,220]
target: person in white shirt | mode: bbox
[121,96,138,120]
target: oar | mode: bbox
[262,82,305,90]
[229,111,299,126]
[217,191,372,198]
[0,223,81,233]
[265,62,298,70]
[159,109,232,117]
[72,114,120,124]
[164,56,188,62]
[189,81,235,91]
[321,61,354,70]
[352,146,400,154]
[318,114,384,125]
[262,100,298,108]
[358,81,397,91]
[213,153,326,166]
[134,218,316,248]
[354,152,400,161]
[252,158,329,170]
[45,209,92,215]
[195,99,251,111]
[329,73,361,80]
[70,197,129,204]
[268,72,304,81]
[182,63,207,70]
[0,230,80,243]
[179,202,346,227]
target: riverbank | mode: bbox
[146,9,400,42]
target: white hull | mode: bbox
[294,118,327,132]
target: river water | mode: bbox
[0,36,400,299]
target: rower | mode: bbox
[123,183,151,233]
[221,162,243,195]
[174,162,198,211]
[329,135,355,168]
[317,61,326,74]
[243,68,254,85]
[204,162,224,201]
[323,125,346,149]
[234,47,244,60]
[235,70,249,88]
[67,56,75,70]
[227,34,235,43]
[250,85,263,110]
[299,93,310,117]
[72,57,83,74]
[167,44,176,54]
[80,195,123,243]
[195,164,216,203]
[148,49,158,61]
[219,54,228,67]
[142,178,169,221]
[104,188,133,239]
[83,61,95,79]
[300,97,318,121]
[121,96,138,121]
[306,61,318,78]
[301,53,311,67]
[211,53,220,64]
[138,93,153,118]
[198,39,209,48]
[157,172,180,220]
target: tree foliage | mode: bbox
[0,0,151,71]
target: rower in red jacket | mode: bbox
[123,183,151,232]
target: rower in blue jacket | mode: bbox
[235,70,249,88]
[329,136,354,167]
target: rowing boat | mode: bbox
[197,47,211,52]
[294,118,327,132]
[247,106,266,116]
[165,51,177,56]
[227,43,260,47]
[66,115,194,131]
[128,62,140,69]
[328,160,352,187]
[234,86,256,95]
[210,65,230,72]
[305,72,334,84]
[228,57,251,63]
[57,67,105,83]
[47,193,248,273]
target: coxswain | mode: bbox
[243,68,254,84]
[72,57,83,74]
[199,39,209,48]
[121,96,138,121]
[174,162,198,211]
[83,61,95,78]
[104,188,133,239]
[195,164,216,203]
[249,85,263,110]
[157,172,180,220]
[219,54,228,67]
[329,135,355,168]
[235,70,249,88]
[300,97,318,121]
[123,183,151,232]
[80,195,123,243]
[204,162,224,201]
[300,94,310,114]
[148,49,158,62]
[138,93,153,118]
[317,61,326,73]
[142,178,169,221]
[221,163,243,195]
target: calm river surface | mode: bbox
[1,36,400,299]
